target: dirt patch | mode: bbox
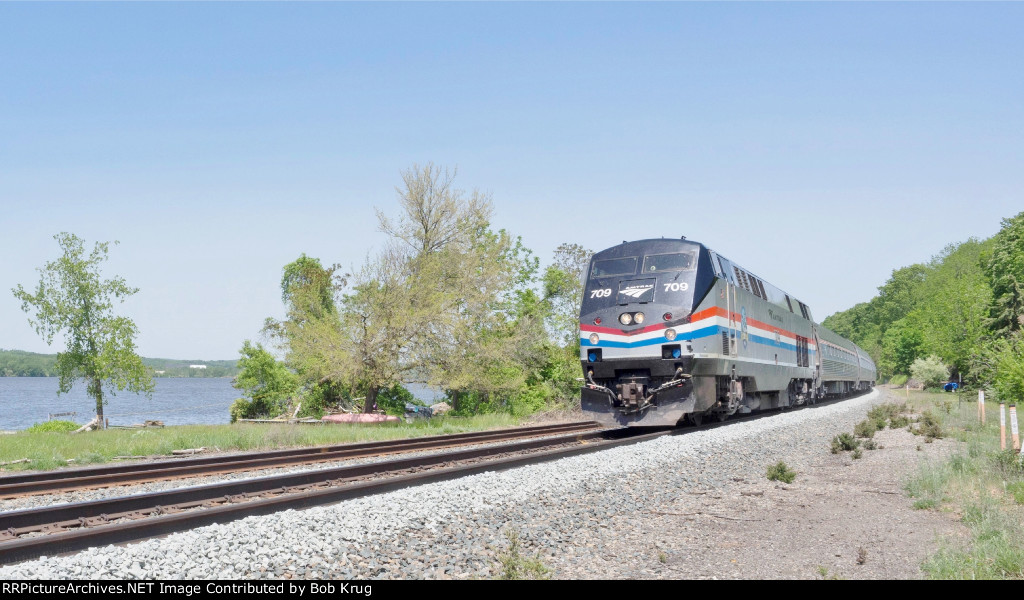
[556,395,969,579]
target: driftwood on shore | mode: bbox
[0,458,31,467]
[72,416,100,434]
[109,420,165,430]
[171,447,207,456]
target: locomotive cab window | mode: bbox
[641,252,696,273]
[591,257,638,278]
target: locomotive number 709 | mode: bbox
[589,288,612,298]
[663,282,689,292]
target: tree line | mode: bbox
[231,164,591,421]
[0,349,238,378]
[823,211,1024,400]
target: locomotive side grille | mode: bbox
[722,331,729,355]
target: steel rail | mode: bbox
[0,427,660,565]
[0,390,874,565]
[0,421,599,498]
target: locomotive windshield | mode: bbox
[591,256,637,278]
[641,252,696,273]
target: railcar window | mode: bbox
[641,252,696,273]
[591,257,638,278]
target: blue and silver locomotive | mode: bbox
[579,238,876,427]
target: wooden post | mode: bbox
[1011,404,1020,453]
[1001,403,1007,451]
[980,390,986,425]
[906,384,909,400]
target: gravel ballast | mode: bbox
[0,430,596,513]
[0,389,962,579]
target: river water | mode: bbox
[0,378,239,431]
[0,378,444,431]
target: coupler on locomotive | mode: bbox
[581,366,695,427]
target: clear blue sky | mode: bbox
[2,3,1021,359]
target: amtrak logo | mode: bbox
[620,285,653,298]
[617,279,656,303]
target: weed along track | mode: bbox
[0,425,664,566]
[0,422,599,498]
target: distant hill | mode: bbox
[0,349,238,378]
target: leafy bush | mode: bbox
[916,410,944,439]
[889,374,909,387]
[24,420,79,433]
[295,381,344,419]
[229,397,277,422]
[890,415,911,429]
[911,355,950,389]
[863,439,878,450]
[375,384,417,416]
[766,461,797,483]
[230,340,297,422]
[831,433,860,454]
[868,403,905,423]
[993,334,1024,405]
[852,448,863,459]
[854,419,877,439]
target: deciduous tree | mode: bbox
[986,211,1024,335]
[12,233,153,427]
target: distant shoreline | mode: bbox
[1,349,239,378]
[0,374,236,378]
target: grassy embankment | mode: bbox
[0,413,522,472]
[898,388,1024,579]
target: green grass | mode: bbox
[901,389,1024,579]
[0,413,522,471]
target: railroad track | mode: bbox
[0,425,664,566]
[0,421,600,499]
[0,392,875,566]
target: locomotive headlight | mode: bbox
[665,328,677,341]
[619,313,633,325]
[589,333,600,345]
[634,312,645,324]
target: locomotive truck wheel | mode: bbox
[687,412,704,427]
